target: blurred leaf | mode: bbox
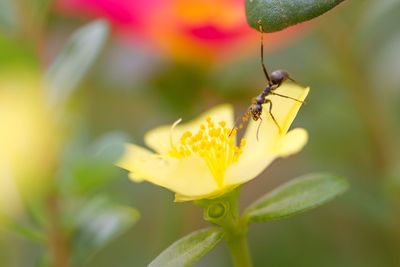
[360,0,400,29]
[45,19,109,106]
[384,164,400,196]
[245,173,349,222]
[58,131,129,193]
[0,35,37,69]
[152,63,204,113]
[357,0,400,58]
[0,0,17,31]
[0,212,45,243]
[149,228,224,267]
[72,197,139,263]
[32,0,54,15]
[371,31,400,93]
[245,0,346,32]
[35,255,49,267]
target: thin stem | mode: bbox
[225,220,253,267]
[46,193,71,267]
[199,189,253,267]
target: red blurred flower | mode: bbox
[55,0,303,64]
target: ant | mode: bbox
[230,20,304,139]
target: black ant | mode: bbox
[230,20,304,139]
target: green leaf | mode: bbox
[0,212,45,243]
[149,228,224,267]
[45,19,109,106]
[245,0,346,32]
[58,131,129,193]
[71,197,139,263]
[245,173,349,222]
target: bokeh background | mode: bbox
[1,0,400,266]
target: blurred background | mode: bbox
[1,0,400,266]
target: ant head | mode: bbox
[271,70,289,85]
[249,103,262,121]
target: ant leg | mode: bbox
[257,20,272,85]
[270,92,305,104]
[256,118,262,141]
[263,99,282,133]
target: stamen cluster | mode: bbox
[170,116,246,185]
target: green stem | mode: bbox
[46,193,71,267]
[225,225,253,267]
[198,189,253,267]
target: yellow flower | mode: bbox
[0,73,60,216]
[117,82,309,201]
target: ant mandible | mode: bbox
[230,20,304,139]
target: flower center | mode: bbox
[169,116,246,186]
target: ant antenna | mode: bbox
[228,126,238,137]
[257,20,272,86]
[229,116,244,137]
[228,110,250,137]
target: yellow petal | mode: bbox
[117,144,221,198]
[224,146,275,186]
[144,104,234,155]
[116,144,166,182]
[224,82,309,186]
[174,184,238,202]
[245,81,309,142]
[275,128,308,157]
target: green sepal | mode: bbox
[196,189,239,226]
[245,0,346,32]
[245,173,349,222]
[148,228,224,267]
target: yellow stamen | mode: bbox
[169,117,246,187]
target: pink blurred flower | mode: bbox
[55,0,303,63]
